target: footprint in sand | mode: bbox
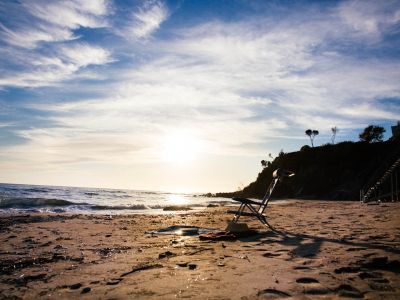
[257,288,291,298]
[262,252,281,258]
[296,277,331,295]
[335,284,364,298]
[293,266,312,270]
[296,277,319,284]
[346,247,368,252]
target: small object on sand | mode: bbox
[188,263,197,270]
[225,222,249,233]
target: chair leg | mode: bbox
[230,203,246,224]
[258,214,277,232]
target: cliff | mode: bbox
[216,140,400,201]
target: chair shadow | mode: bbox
[237,228,400,257]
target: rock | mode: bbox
[188,263,197,270]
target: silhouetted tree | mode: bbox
[331,126,338,144]
[305,129,319,147]
[261,159,271,168]
[359,125,385,143]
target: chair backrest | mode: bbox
[259,168,294,214]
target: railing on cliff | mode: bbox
[360,142,400,203]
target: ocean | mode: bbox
[0,183,232,215]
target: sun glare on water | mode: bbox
[167,194,188,205]
[162,132,203,164]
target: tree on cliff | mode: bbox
[331,126,338,144]
[305,129,319,147]
[359,125,385,143]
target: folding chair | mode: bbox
[228,168,294,230]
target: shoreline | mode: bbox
[1,200,399,299]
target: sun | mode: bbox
[162,131,202,164]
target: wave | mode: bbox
[24,188,50,193]
[0,197,86,208]
[90,204,149,210]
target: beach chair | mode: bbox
[228,168,294,230]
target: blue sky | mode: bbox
[0,0,399,192]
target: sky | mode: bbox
[0,0,399,193]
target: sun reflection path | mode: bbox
[167,194,188,205]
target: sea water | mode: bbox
[0,183,233,215]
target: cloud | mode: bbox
[0,23,75,49]
[0,122,13,128]
[25,0,109,29]
[0,0,110,49]
[0,1,113,88]
[121,0,169,40]
[59,43,113,67]
[0,43,113,87]
[336,0,400,41]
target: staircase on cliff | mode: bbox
[361,146,400,203]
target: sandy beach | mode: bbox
[1,200,400,299]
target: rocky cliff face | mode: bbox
[217,140,400,201]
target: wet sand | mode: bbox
[1,200,400,299]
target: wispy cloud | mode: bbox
[59,43,113,68]
[0,42,113,87]
[337,0,400,41]
[120,0,169,40]
[0,0,110,49]
[0,1,113,88]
